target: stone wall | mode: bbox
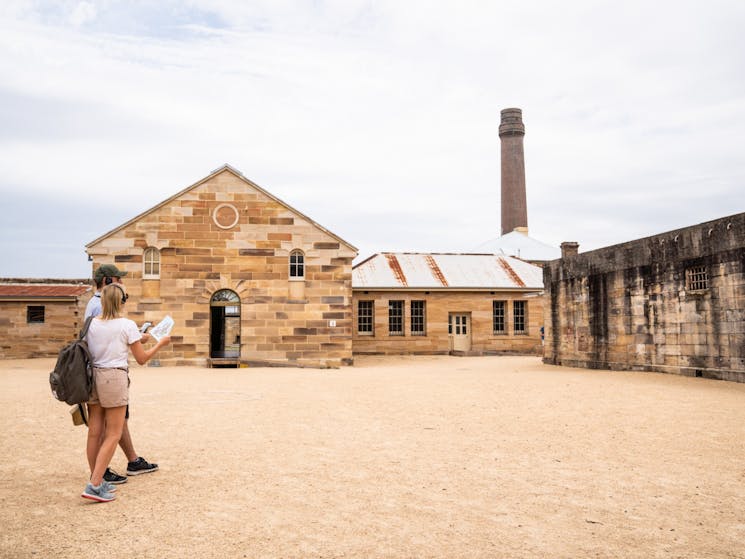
[543,212,745,382]
[87,168,356,368]
[352,290,543,355]
[0,292,90,359]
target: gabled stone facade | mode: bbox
[86,165,357,368]
[544,212,745,382]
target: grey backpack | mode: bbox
[49,316,94,405]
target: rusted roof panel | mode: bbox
[496,256,525,287]
[384,254,408,286]
[0,284,91,298]
[352,253,543,289]
[425,255,449,287]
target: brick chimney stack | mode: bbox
[499,108,528,236]
[560,241,579,258]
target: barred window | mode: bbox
[290,250,305,279]
[143,247,160,278]
[388,300,404,335]
[27,305,45,323]
[358,301,374,335]
[411,300,426,336]
[493,300,506,333]
[513,300,527,334]
[686,266,708,290]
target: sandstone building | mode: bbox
[352,252,544,355]
[85,165,357,368]
[0,280,91,359]
[543,212,745,382]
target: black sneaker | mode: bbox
[103,468,128,485]
[127,456,159,476]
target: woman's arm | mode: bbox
[130,336,171,365]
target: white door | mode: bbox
[449,313,471,352]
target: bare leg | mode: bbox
[86,404,105,474]
[118,421,138,463]
[98,408,138,464]
[90,406,127,486]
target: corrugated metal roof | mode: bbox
[0,284,91,299]
[353,253,543,289]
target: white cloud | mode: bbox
[0,1,744,277]
[68,1,96,26]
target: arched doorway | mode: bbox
[210,289,241,359]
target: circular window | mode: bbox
[213,204,240,229]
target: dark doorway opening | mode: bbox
[210,289,241,362]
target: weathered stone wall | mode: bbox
[544,212,745,382]
[87,169,356,368]
[352,290,543,355]
[0,298,89,359]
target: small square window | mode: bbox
[27,306,45,323]
[686,266,708,290]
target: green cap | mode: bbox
[94,264,128,280]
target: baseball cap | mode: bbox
[94,264,128,280]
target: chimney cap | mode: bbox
[560,241,579,258]
[499,107,525,137]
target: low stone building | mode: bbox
[543,212,745,382]
[85,165,357,368]
[352,253,544,355]
[0,280,91,359]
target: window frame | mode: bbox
[143,247,160,279]
[357,300,374,335]
[513,300,527,334]
[686,266,709,291]
[410,300,426,336]
[27,305,45,323]
[289,249,305,280]
[493,300,506,334]
[388,300,404,336]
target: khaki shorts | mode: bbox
[89,367,129,408]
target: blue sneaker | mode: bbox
[81,482,116,502]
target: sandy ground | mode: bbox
[1,355,745,559]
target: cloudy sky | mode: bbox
[1,1,743,278]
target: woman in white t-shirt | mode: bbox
[81,283,171,503]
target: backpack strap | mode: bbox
[79,316,95,340]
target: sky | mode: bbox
[1,0,744,278]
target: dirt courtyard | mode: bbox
[1,355,744,558]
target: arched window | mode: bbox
[211,289,240,304]
[143,247,160,279]
[289,250,304,279]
